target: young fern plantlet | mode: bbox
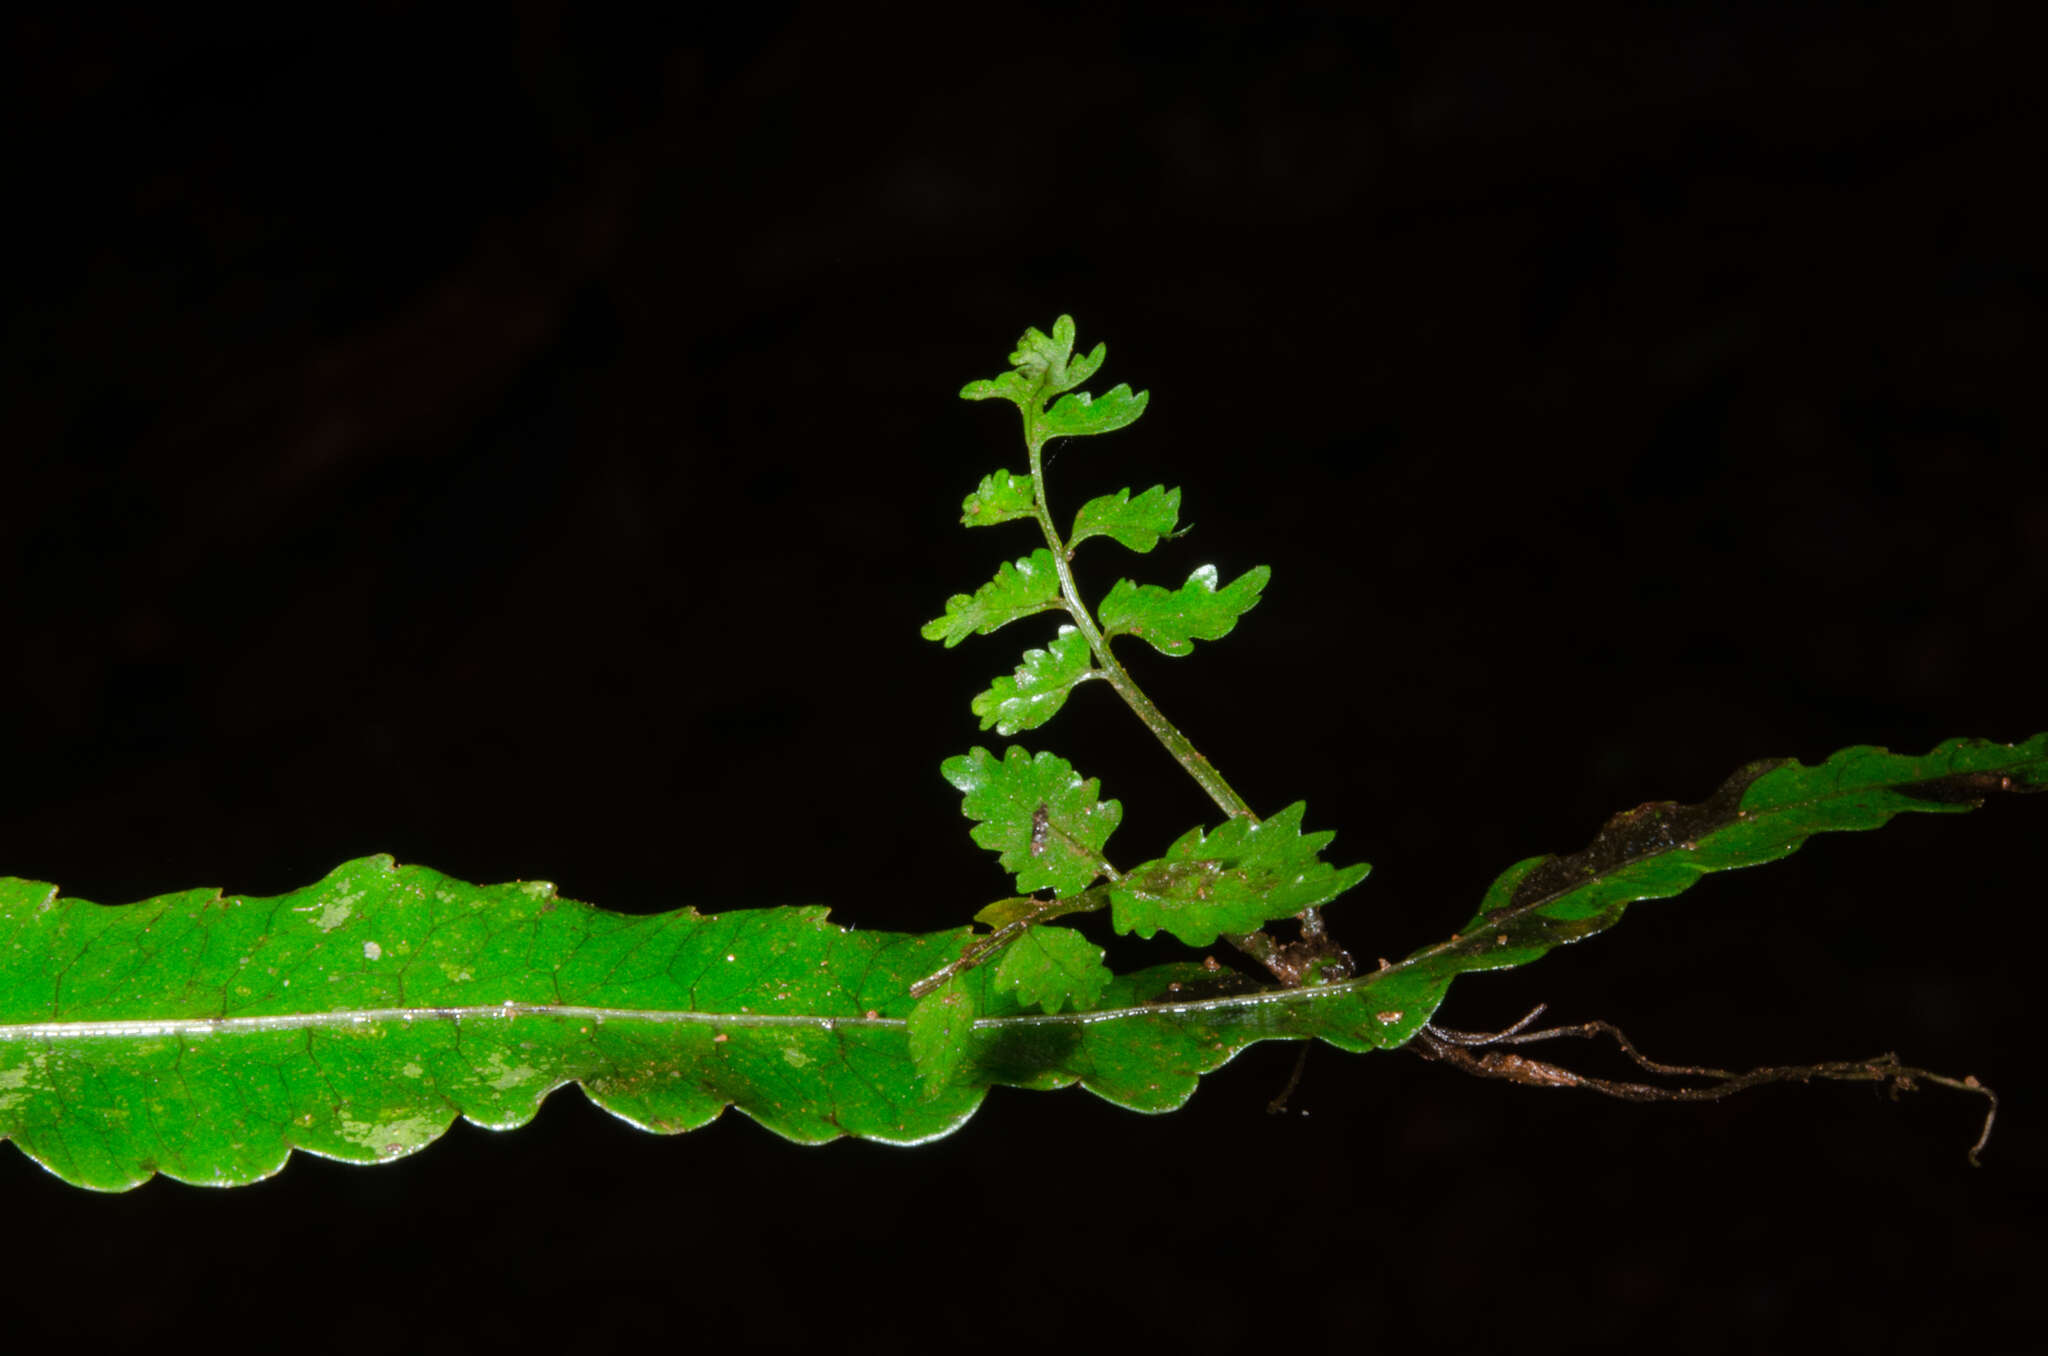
[905,316,1373,1089]
[898,317,2038,1140]
[2,315,2040,1190]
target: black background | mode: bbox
[5,6,2042,1350]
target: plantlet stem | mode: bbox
[1023,425,1326,984]
[1024,431,1255,824]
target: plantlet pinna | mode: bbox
[1,317,2040,1190]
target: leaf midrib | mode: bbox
[0,974,1389,1041]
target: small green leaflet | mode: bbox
[959,315,1106,412]
[992,925,1111,1015]
[957,316,1149,446]
[922,548,1064,647]
[1071,485,1183,554]
[941,745,1122,897]
[972,626,1096,735]
[1099,563,1270,656]
[961,470,1037,527]
[1111,802,1372,946]
[1041,384,1149,441]
[907,974,977,1097]
[909,893,1106,1002]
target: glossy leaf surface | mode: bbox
[1366,732,2048,1046]
[4,736,2038,1191]
[972,627,1097,735]
[961,470,1038,527]
[907,974,977,1096]
[921,549,1064,647]
[1110,802,1372,946]
[0,855,1412,1191]
[957,315,1148,448]
[1070,485,1182,554]
[940,745,1122,897]
[1041,384,1149,440]
[959,315,1105,412]
[991,924,1112,1015]
[1099,563,1270,656]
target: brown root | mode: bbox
[1409,1004,1998,1165]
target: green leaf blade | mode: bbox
[1070,485,1183,554]
[1098,563,1269,656]
[962,961,1409,1110]
[961,470,1038,527]
[960,371,1035,406]
[1011,315,1078,391]
[1109,802,1372,946]
[907,974,979,1098]
[1381,734,2048,1034]
[959,315,1104,413]
[939,745,1122,897]
[9,730,2039,1196]
[0,858,997,1190]
[0,859,1416,1190]
[991,925,1112,1015]
[1041,384,1149,440]
[921,548,1065,647]
[971,626,1096,735]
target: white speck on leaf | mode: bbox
[305,890,364,932]
[481,1050,538,1090]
